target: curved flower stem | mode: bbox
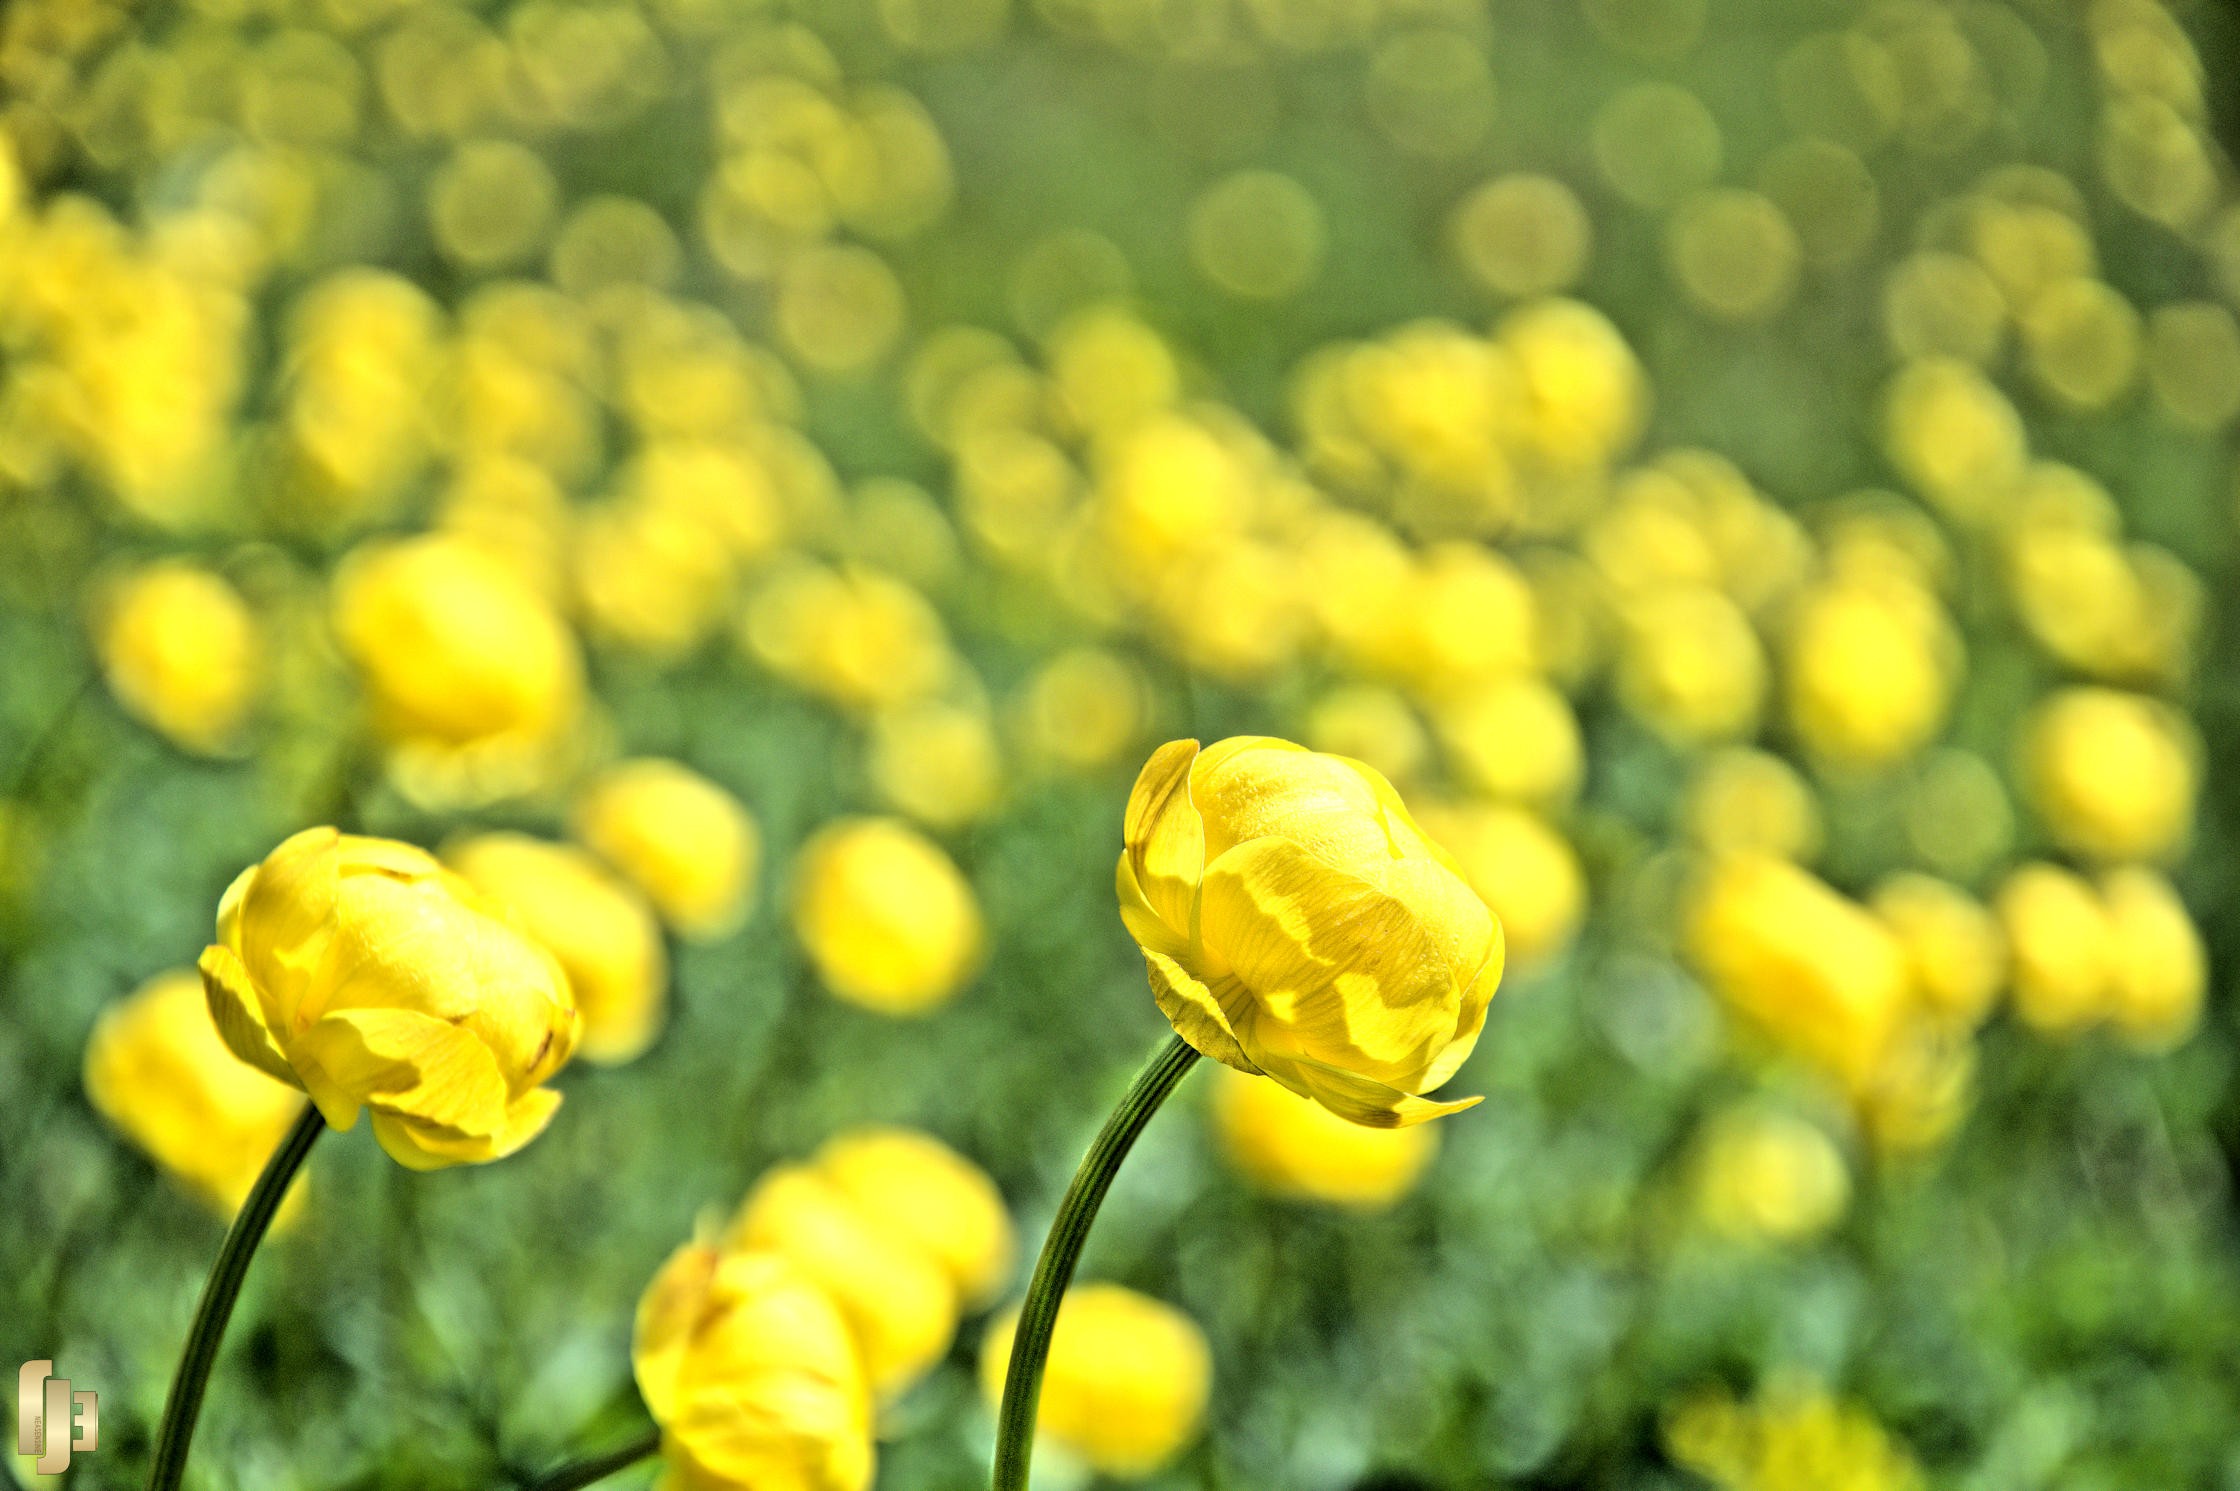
[520,1428,662,1491]
[147,1104,325,1491]
[992,1033,1200,1491]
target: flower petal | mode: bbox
[1116,852,1187,962]
[1142,946,1259,1072]
[1191,738,1388,870]
[198,943,300,1087]
[634,1242,720,1425]
[1261,1049,1481,1129]
[1122,739,1204,939]
[294,1006,510,1141]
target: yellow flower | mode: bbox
[95,559,259,755]
[741,561,953,711]
[1211,1065,1438,1209]
[1665,1377,1923,1491]
[1995,862,2113,1035]
[1869,873,2005,1030]
[331,533,584,766]
[633,1241,873,1491]
[792,818,983,1016]
[1431,676,1583,805]
[197,828,579,1170]
[2019,686,2196,862]
[979,1285,1210,1478]
[573,759,760,940]
[729,1163,960,1397]
[1686,855,1909,1092]
[1694,1109,1849,1244]
[1784,574,1960,770]
[1418,801,1586,969]
[445,832,668,1065]
[2101,866,2205,1051]
[1117,737,1502,1128]
[813,1126,1015,1307]
[82,969,308,1220]
[867,698,1003,828]
[1682,748,1823,862]
[1614,585,1767,745]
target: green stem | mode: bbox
[992,1033,1200,1491]
[147,1104,325,1491]
[520,1428,661,1491]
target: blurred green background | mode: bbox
[5,0,2240,1487]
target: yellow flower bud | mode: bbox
[445,832,668,1066]
[1686,855,1909,1091]
[813,1126,1016,1307]
[1431,676,1584,805]
[1694,1110,1849,1243]
[95,560,259,755]
[2019,687,2196,862]
[2101,866,2204,1051]
[1995,862,2113,1035]
[1418,801,1586,969]
[82,969,308,1220]
[1211,1066,1438,1208]
[979,1285,1210,1478]
[197,828,579,1170]
[742,562,953,711]
[633,1242,873,1491]
[1682,748,1823,862]
[1118,737,1502,1128]
[331,533,584,756]
[1869,873,2005,1030]
[793,818,983,1016]
[1784,574,1959,770]
[730,1164,959,1397]
[1615,585,1767,745]
[867,698,1003,828]
[573,759,759,940]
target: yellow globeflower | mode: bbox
[793,818,983,1015]
[1686,855,1909,1092]
[2101,867,2205,1051]
[2019,687,2196,862]
[331,533,583,754]
[1784,575,1959,769]
[445,833,668,1065]
[1869,874,2005,1030]
[730,1163,960,1397]
[1418,801,1586,969]
[1615,586,1767,745]
[1995,862,2113,1035]
[574,759,759,940]
[95,560,260,755]
[1118,737,1501,1128]
[1694,1109,1850,1244]
[83,969,308,1219]
[1211,1066,1438,1209]
[1432,676,1584,805]
[633,1241,873,1491]
[1682,748,1823,862]
[814,1126,1016,1306]
[198,828,580,1170]
[979,1285,1210,1478]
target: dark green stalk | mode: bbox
[520,1428,662,1491]
[992,1034,1200,1491]
[147,1104,325,1491]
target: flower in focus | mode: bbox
[979,1284,1210,1478]
[1693,1108,1849,1244]
[94,559,260,755]
[198,828,579,1170]
[1211,1065,1438,1208]
[634,1240,874,1491]
[445,832,668,1065]
[792,817,983,1015]
[331,533,584,793]
[813,1126,1015,1306]
[2019,686,2196,862]
[82,969,308,1220]
[1118,737,1502,1127]
[573,758,760,940]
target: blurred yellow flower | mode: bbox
[979,1284,1210,1477]
[730,1163,960,1397]
[1418,801,1586,969]
[1432,676,1583,805]
[82,969,308,1220]
[1996,861,2113,1035]
[867,697,1003,827]
[813,1126,1015,1307]
[1013,647,1145,771]
[1665,1377,1922,1491]
[1682,749,1823,863]
[1211,1065,1438,1209]
[1784,574,1959,770]
[1118,737,1502,1127]
[2101,866,2204,1051]
[1687,855,1908,1092]
[198,828,579,1170]
[574,759,759,940]
[1615,585,1767,745]
[743,561,953,710]
[1870,873,2005,1030]
[445,832,668,1065]
[331,532,584,770]
[1694,1109,1849,1244]
[1302,685,1430,790]
[2019,686,2195,862]
[793,817,983,1015]
[95,559,260,755]
[634,1241,873,1491]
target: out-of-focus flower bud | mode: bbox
[979,1284,1210,1478]
[95,560,259,755]
[792,818,983,1015]
[1211,1065,1438,1209]
[813,1126,1015,1307]
[574,759,759,941]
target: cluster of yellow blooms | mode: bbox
[1664,1377,1924,1491]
